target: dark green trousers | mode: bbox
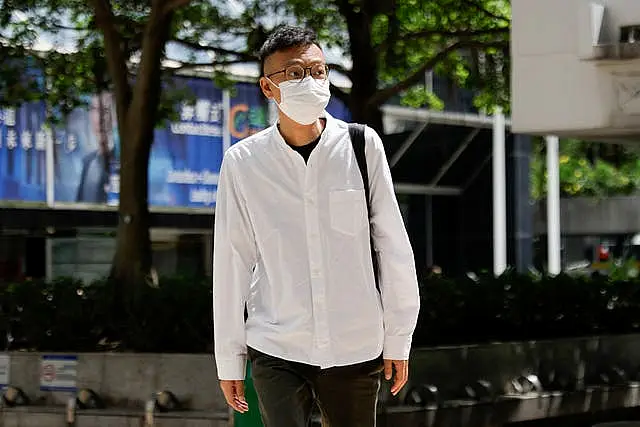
[248,347,382,427]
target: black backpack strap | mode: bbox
[348,123,380,293]
[348,123,370,202]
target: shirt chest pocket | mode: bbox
[329,189,368,236]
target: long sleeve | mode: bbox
[365,126,421,361]
[213,153,257,380]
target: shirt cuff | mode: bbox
[216,355,247,380]
[383,335,413,360]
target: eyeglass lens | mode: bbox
[283,64,328,82]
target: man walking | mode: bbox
[213,25,420,427]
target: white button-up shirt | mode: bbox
[213,113,420,380]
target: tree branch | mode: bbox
[128,3,175,133]
[45,22,90,32]
[171,38,258,62]
[173,59,256,70]
[463,0,511,24]
[367,40,508,108]
[334,0,353,16]
[375,27,509,50]
[88,0,131,121]
[161,0,193,16]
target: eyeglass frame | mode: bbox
[265,64,330,83]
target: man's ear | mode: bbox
[259,77,273,100]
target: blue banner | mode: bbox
[228,83,351,146]
[107,78,224,208]
[327,96,351,123]
[0,104,48,203]
[55,92,117,204]
[54,78,224,208]
[1,78,351,209]
[230,82,271,145]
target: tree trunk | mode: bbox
[110,116,154,303]
[350,91,384,133]
[103,5,173,306]
[340,3,385,134]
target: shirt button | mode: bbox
[311,269,321,278]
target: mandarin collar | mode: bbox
[271,111,335,153]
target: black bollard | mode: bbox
[464,380,494,403]
[76,388,104,410]
[510,374,544,394]
[404,384,439,407]
[154,390,180,412]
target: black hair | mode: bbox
[259,25,321,76]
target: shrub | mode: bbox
[0,275,213,353]
[0,272,639,352]
[415,271,640,346]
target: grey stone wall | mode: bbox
[7,334,640,426]
[534,196,640,235]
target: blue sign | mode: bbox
[228,83,351,146]
[230,82,271,145]
[53,78,223,208]
[40,354,78,392]
[327,96,351,122]
[54,92,117,204]
[0,103,48,203]
[0,78,351,209]
[107,78,224,208]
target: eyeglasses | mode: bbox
[265,64,329,84]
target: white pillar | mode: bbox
[222,90,231,153]
[492,108,507,275]
[45,127,54,207]
[545,135,561,275]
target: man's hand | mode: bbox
[220,380,249,413]
[384,359,409,396]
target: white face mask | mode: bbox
[271,76,331,125]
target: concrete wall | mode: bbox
[6,352,227,410]
[374,334,640,426]
[7,335,640,426]
[1,352,229,426]
[511,0,640,140]
[534,196,640,235]
[402,335,639,402]
[1,409,228,427]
